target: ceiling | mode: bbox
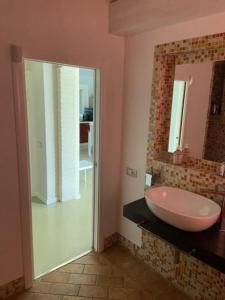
[109,0,225,36]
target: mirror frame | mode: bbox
[146,32,225,173]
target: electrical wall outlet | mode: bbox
[126,167,138,178]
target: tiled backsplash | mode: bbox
[149,158,225,204]
[133,32,225,299]
[146,32,225,169]
[117,232,225,300]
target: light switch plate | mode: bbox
[126,167,138,178]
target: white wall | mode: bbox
[26,61,47,203]
[120,11,225,246]
[26,61,58,205]
[175,63,213,159]
[0,0,124,286]
[43,63,58,204]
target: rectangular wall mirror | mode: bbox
[168,60,225,163]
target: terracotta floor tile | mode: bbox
[155,289,190,300]
[12,293,61,300]
[11,246,191,300]
[78,285,108,298]
[83,251,96,256]
[62,296,92,300]
[83,264,112,275]
[72,253,109,265]
[104,246,171,297]
[40,271,70,283]
[111,266,126,277]
[50,283,80,296]
[96,275,124,287]
[29,293,61,300]
[123,277,142,290]
[30,282,79,296]
[11,293,34,300]
[29,282,53,294]
[108,287,141,300]
[103,246,136,265]
[59,264,84,274]
[72,255,100,265]
[69,273,96,285]
[142,277,171,295]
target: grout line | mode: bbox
[82,264,85,273]
[82,264,85,274]
[77,284,81,297]
[21,247,193,299]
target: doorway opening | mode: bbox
[24,59,99,278]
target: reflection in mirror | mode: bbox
[168,61,225,162]
[79,68,95,122]
[204,61,225,162]
[168,61,225,161]
[168,80,187,153]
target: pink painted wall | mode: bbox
[175,63,213,159]
[0,0,124,285]
[120,12,225,246]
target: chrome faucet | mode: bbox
[201,184,225,231]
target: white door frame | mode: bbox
[11,45,103,289]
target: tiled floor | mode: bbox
[32,148,93,277]
[11,246,190,300]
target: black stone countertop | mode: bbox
[123,198,225,274]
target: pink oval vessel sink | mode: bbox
[145,186,221,232]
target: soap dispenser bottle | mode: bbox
[173,147,183,165]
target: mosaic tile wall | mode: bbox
[122,160,225,299]
[156,150,222,174]
[133,32,225,300]
[0,277,24,300]
[117,232,225,300]
[146,32,225,204]
[150,158,225,204]
[146,32,225,169]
